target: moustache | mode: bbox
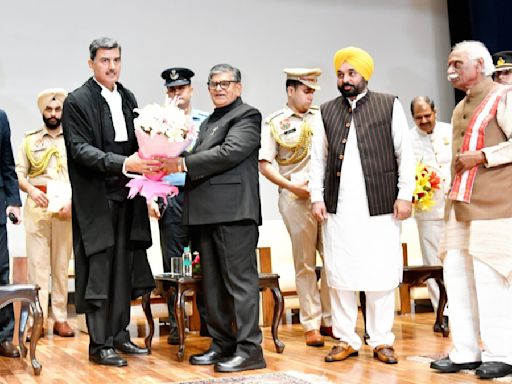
[447,73,459,81]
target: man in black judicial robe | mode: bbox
[160,64,265,373]
[62,37,159,367]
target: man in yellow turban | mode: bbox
[15,88,75,338]
[309,47,415,364]
[333,47,375,81]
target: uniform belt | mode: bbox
[33,185,47,193]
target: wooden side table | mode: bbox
[258,273,285,353]
[401,265,449,337]
[152,273,284,361]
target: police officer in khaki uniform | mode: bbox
[16,88,74,337]
[259,68,332,347]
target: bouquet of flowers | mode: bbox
[413,162,441,211]
[192,252,201,276]
[126,100,195,202]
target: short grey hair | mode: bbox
[208,64,241,82]
[451,40,495,76]
[89,37,121,60]
[410,96,436,115]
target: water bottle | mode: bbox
[183,246,193,277]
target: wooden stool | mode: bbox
[0,284,43,375]
[152,273,285,361]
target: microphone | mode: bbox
[8,212,18,224]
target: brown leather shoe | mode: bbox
[0,340,20,358]
[373,344,398,364]
[53,321,75,337]
[320,326,340,340]
[324,342,358,362]
[305,330,324,347]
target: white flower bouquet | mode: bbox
[126,100,196,201]
[134,100,195,180]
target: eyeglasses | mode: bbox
[207,80,238,90]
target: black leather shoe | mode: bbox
[89,348,127,367]
[214,354,266,373]
[114,341,149,355]
[433,316,449,333]
[0,341,20,358]
[476,361,512,379]
[190,349,230,365]
[430,357,481,373]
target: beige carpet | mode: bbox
[176,371,333,384]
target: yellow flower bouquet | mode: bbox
[413,162,441,211]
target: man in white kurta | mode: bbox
[430,41,512,380]
[310,47,415,365]
[409,96,452,323]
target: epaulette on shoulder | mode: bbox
[25,128,42,137]
[310,105,320,111]
[265,110,285,124]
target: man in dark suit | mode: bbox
[160,64,265,373]
[0,109,22,358]
[62,37,160,367]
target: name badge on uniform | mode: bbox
[283,128,296,135]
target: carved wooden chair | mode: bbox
[0,284,43,375]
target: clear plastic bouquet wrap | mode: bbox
[126,100,195,202]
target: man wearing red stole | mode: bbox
[431,41,512,379]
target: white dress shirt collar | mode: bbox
[94,78,128,142]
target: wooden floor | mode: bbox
[0,311,487,384]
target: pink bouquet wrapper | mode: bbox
[126,127,193,203]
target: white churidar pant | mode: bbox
[329,287,395,350]
[445,249,512,364]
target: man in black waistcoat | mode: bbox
[160,64,265,373]
[310,47,415,365]
[62,37,160,367]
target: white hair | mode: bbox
[451,40,495,76]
